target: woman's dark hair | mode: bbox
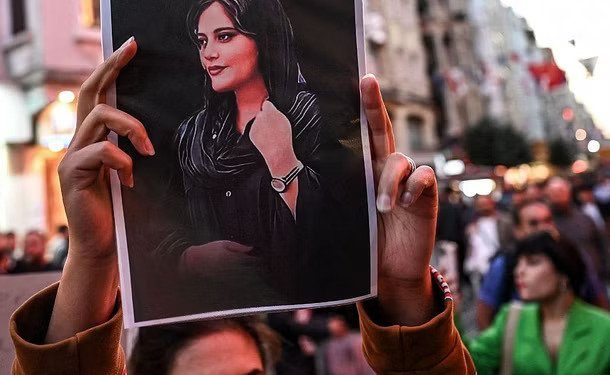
[128,316,281,374]
[515,231,586,294]
[186,0,301,113]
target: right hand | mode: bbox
[58,37,153,265]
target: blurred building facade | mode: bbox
[0,0,604,236]
[0,0,102,235]
[364,0,438,163]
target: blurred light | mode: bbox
[494,165,508,177]
[443,159,465,176]
[531,164,550,181]
[572,160,588,174]
[562,107,575,122]
[588,140,601,153]
[575,129,587,141]
[459,179,496,198]
[58,90,75,104]
[48,139,66,153]
[504,166,528,188]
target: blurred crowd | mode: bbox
[0,225,69,274]
[3,171,610,374]
[437,172,610,334]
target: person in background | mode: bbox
[545,176,609,281]
[477,200,609,330]
[9,38,475,375]
[10,230,56,273]
[575,184,606,231]
[468,231,610,375]
[0,232,15,273]
[465,195,514,291]
[51,225,70,269]
[437,186,467,282]
[476,200,554,329]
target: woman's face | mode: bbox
[514,253,565,302]
[197,2,261,93]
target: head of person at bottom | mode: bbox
[187,0,301,112]
[129,316,280,375]
[514,231,585,303]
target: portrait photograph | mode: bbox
[102,0,376,327]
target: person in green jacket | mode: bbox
[468,231,610,375]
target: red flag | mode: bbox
[528,60,567,91]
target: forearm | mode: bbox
[45,251,119,343]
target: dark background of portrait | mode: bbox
[110,0,371,322]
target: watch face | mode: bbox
[271,178,286,193]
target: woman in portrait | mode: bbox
[154,0,324,306]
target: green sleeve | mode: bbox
[464,304,510,375]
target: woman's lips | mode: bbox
[207,66,226,76]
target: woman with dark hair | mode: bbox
[467,231,610,375]
[129,316,281,374]
[156,0,323,303]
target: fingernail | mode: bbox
[376,194,391,213]
[144,138,155,156]
[119,36,135,51]
[128,174,135,188]
[400,192,414,207]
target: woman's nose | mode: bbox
[202,46,219,61]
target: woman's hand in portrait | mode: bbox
[361,74,439,326]
[180,240,253,276]
[249,100,299,177]
[46,37,154,343]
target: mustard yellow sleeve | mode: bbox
[10,282,125,375]
[357,268,476,374]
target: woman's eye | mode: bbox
[198,38,207,49]
[218,33,235,42]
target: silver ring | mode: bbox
[407,157,417,173]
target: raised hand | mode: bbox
[46,37,153,343]
[361,74,439,326]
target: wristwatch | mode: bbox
[271,161,304,193]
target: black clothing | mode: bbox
[155,91,323,306]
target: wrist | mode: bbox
[265,150,299,177]
[376,273,436,326]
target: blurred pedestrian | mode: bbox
[468,231,610,375]
[10,230,56,273]
[575,184,606,231]
[545,177,609,281]
[465,195,514,291]
[50,225,69,269]
[476,200,554,329]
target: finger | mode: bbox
[376,153,413,213]
[70,104,154,156]
[221,241,254,253]
[77,37,137,128]
[399,166,437,208]
[70,141,134,187]
[360,74,395,159]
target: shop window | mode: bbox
[10,0,27,35]
[408,115,425,151]
[80,0,101,28]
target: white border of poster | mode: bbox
[101,0,377,328]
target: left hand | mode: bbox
[249,100,299,176]
[361,74,439,326]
